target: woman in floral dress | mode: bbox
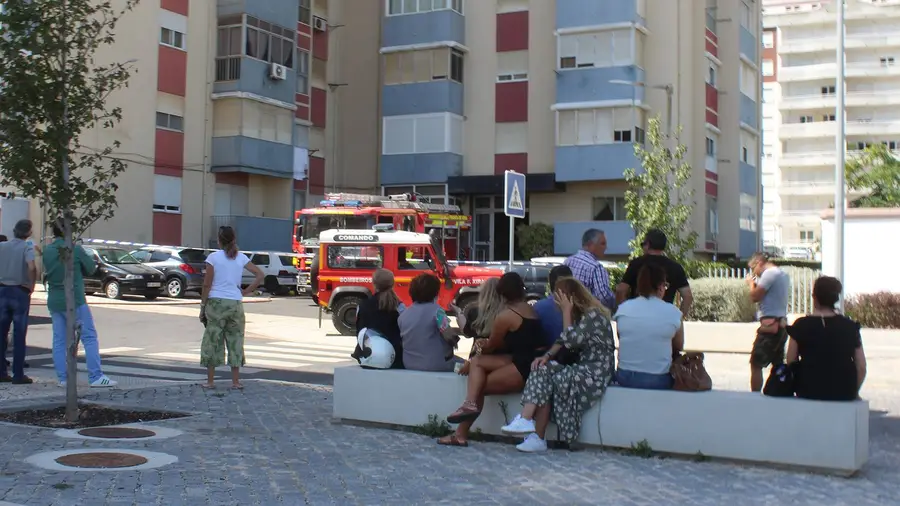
[500,277,616,453]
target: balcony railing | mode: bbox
[215,56,241,82]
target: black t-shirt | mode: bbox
[620,254,689,303]
[355,294,404,369]
[788,315,862,401]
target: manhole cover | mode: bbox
[54,452,148,469]
[77,427,156,439]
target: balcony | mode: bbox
[779,63,836,82]
[846,119,900,136]
[740,93,757,130]
[779,121,835,139]
[739,26,757,61]
[555,143,640,182]
[382,9,464,48]
[554,221,634,256]
[778,181,835,196]
[845,61,900,78]
[782,32,900,53]
[556,0,645,29]
[779,151,836,168]
[210,136,294,178]
[380,153,463,185]
[212,57,296,105]
[210,215,292,252]
[217,0,297,26]
[739,162,758,196]
[382,81,464,117]
[556,66,645,104]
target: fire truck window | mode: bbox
[397,247,432,271]
[402,217,415,232]
[327,245,384,270]
[377,216,393,225]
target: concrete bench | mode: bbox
[332,365,869,475]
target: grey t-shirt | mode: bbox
[757,266,790,318]
[397,302,455,372]
[0,238,35,288]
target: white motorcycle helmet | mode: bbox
[352,327,396,369]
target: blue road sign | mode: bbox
[504,170,526,219]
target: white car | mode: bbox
[530,256,619,269]
[241,251,300,295]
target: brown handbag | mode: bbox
[670,352,713,392]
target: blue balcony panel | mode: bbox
[382,81,464,117]
[555,221,634,256]
[739,229,759,260]
[211,215,292,252]
[382,10,465,48]
[556,0,645,29]
[557,66,645,105]
[739,162,758,197]
[555,144,640,182]
[740,93,758,130]
[381,153,463,185]
[216,0,297,28]
[211,136,294,179]
[740,26,757,61]
[213,57,297,105]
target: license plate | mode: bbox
[147,282,161,287]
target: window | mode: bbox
[131,251,151,262]
[160,28,185,50]
[214,183,249,216]
[149,251,171,263]
[822,114,835,121]
[153,175,182,213]
[384,48,464,85]
[706,197,719,242]
[156,112,183,132]
[216,22,242,57]
[742,147,749,162]
[706,137,716,156]
[557,108,642,146]
[762,31,774,48]
[762,59,774,76]
[299,0,311,25]
[245,16,295,68]
[382,113,463,155]
[297,51,310,94]
[497,72,527,82]
[326,245,384,269]
[591,197,626,221]
[799,115,813,123]
[821,85,836,95]
[387,0,463,15]
[740,0,751,29]
[613,130,632,142]
[251,254,271,266]
[740,63,757,99]
[707,63,717,86]
[880,56,896,67]
[799,230,815,242]
[558,30,634,70]
[450,49,464,82]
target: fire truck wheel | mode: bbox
[332,295,364,336]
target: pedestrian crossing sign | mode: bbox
[504,170,526,219]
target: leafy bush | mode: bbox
[607,264,626,291]
[845,292,900,329]
[516,223,553,260]
[688,278,756,323]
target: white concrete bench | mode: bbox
[332,365,869,475]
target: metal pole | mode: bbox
[835,0,846,309]
[508,216,514,268]
[666,86,673,138]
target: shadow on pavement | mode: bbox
[28,315,52,326]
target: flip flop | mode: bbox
[230,384,244,390]
[200,384,216,390]
[437,434,468,447]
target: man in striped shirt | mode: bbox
[563,229,616,310]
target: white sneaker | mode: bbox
[501,414,536,436]
[89,375,118,388]
[58,380,66,388]
[516,433,548,453]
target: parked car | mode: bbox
[449,261,551,304]
[530,256,619,269]
[130,246,210,298]
[241,251,300,295]
[81,246,165,300]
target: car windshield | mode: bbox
[301,215,374,242]
[96,248,140,264]
[179,249,209,263]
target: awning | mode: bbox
[446,174,564,195]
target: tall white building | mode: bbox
[762,0,895,252]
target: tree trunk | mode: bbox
[63,213,78,421]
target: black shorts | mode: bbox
[750,326,788,368]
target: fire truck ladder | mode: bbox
[323,192,462,213]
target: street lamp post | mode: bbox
[834,1,846,309]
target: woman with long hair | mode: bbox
[501,277,616,453]
[355,268,405,368]
[461,277,503,351]
[199,226,264,390]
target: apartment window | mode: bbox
[706,137,716,156]
[214,183,249,216]
[558,30,634,70]
[707,63,717,86]
[880,56,896,67]
[387,0,463,15]
[740,0,751,30]
[706,196,719,242]
[762,31,774,48]
[450,49,463,82]
[156,112,183,132]
[245,16,295,68]
[799,115,813,123]
[882,141,899,150]
[497,73,527,82]
[216,18,242,58]
[822,114,835,121]
[382,113,464,155]
[821,85,836,95]
[742,147,749,162]
[153,175,182,213]
[297,51,310,94]
[160,28,185,50]
[557,108,642,146]
[761,59,774,76]
[799,230,815,242]
[613,130,632,142]
[384,48,464,85]
[299,0,311,25]
[591,197,626,221]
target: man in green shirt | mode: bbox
[42,219,116,388]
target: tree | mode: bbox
[516,222,554,259]
[845,143,900,208]
[0,0,138,421]
[623,116,697,262]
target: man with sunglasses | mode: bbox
[616,229,692,319]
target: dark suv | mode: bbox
[504,263,552,303]
[82,246,165,300]
[130,247,209,298]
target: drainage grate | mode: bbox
[76,427,156,439]
[54,452,149,469]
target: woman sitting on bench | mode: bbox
[397,274,463,372]
[460,277,503,355]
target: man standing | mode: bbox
[616,229,693,319]
[563,229,616,310]
[746,252,790,392]
[0,220,37,383]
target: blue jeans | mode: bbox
[51,304,103,383]
[0,286,31,379]
[616,369,673,390]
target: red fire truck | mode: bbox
[292,192,472,294]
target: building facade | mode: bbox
[5,0,381,251]
[378,0,763,261]
[762,0,894,251]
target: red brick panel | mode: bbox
[311,87,327,128]
[313,27,328,61]
[294,179,308,191]
[496,11,529,52]
[495,81,528,123]
[215,172,249,186]
[494,153,528,175]
[298,23,312,35]
[705,83,718,112]
[706,109,718,127]
[705,181,718,197]
[705,241,716,250]
[763,28,778,83]
[157,46,187,97]
[706,170,718,181]
[298,33,311,51]
[154,129,184,177]
[152,212,182,246]
[161,0,188,16]
[295,104,310,121]
[705,28,718,58]
[309,156,325,194]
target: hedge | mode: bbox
[845,292,900,329]
[687,278,757,323]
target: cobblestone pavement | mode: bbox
[0,379,897,506]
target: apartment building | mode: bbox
[5,0,381,251]
[762,0,895,250]
[378,0,763,261]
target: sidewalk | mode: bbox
[28,290,272,306]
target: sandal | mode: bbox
[437,434,468,447]
[200,383,216,390]
[447,401,481,424]
[230,383,244,390]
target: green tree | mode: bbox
[0,0,138,421]
[845,143,900,208]
[516,222,554,259]
[624,116,697,262]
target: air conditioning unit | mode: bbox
[269,62,286,80]
[313,16,327,32]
